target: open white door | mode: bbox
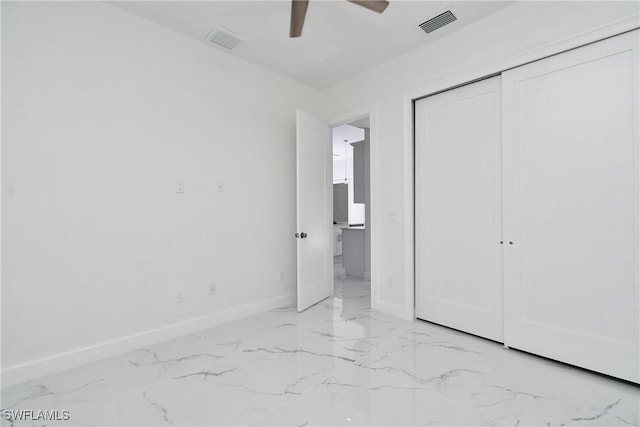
[296,110,333,312]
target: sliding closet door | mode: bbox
[415,76,503,342]
[503,31,639,383]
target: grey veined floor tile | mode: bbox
[2,274,639,426]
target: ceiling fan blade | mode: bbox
[290,0,309,38]
[347,0,390,14]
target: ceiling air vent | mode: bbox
[205,27,244,51]
[419,10,457,34]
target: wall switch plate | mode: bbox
[217,181,224,192]
[176,181,185,194]
[177,289,186,303]
[209,283,217,295]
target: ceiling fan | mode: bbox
[290,0,390,38]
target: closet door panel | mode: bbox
[415,76,503,342]
[503,31,639,382]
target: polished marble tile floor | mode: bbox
[2,275,639,426]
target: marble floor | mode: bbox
[2,274,639,426]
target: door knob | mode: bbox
[300,232,308,239]
[295,233,300,238]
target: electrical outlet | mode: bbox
[209,283,217,295]
[177,289,186,303]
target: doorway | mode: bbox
[331,115,371,305]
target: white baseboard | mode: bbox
[1,292,295,388]
[374,298,411,321]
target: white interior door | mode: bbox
[296,110,333,312]
[415,76,504,342]
[502,31,639,383]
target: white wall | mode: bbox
[322,1,640,317]
[1,1,322,384]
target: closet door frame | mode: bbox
[407,27,639,383]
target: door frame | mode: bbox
[403,22,640,322]
[328,105,378,310]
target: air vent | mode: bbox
[419,10,457,34]
[205,27,244,51]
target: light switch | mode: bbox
[176,181,185,194]
[217,181,224,193]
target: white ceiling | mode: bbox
[111,1,514,90]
